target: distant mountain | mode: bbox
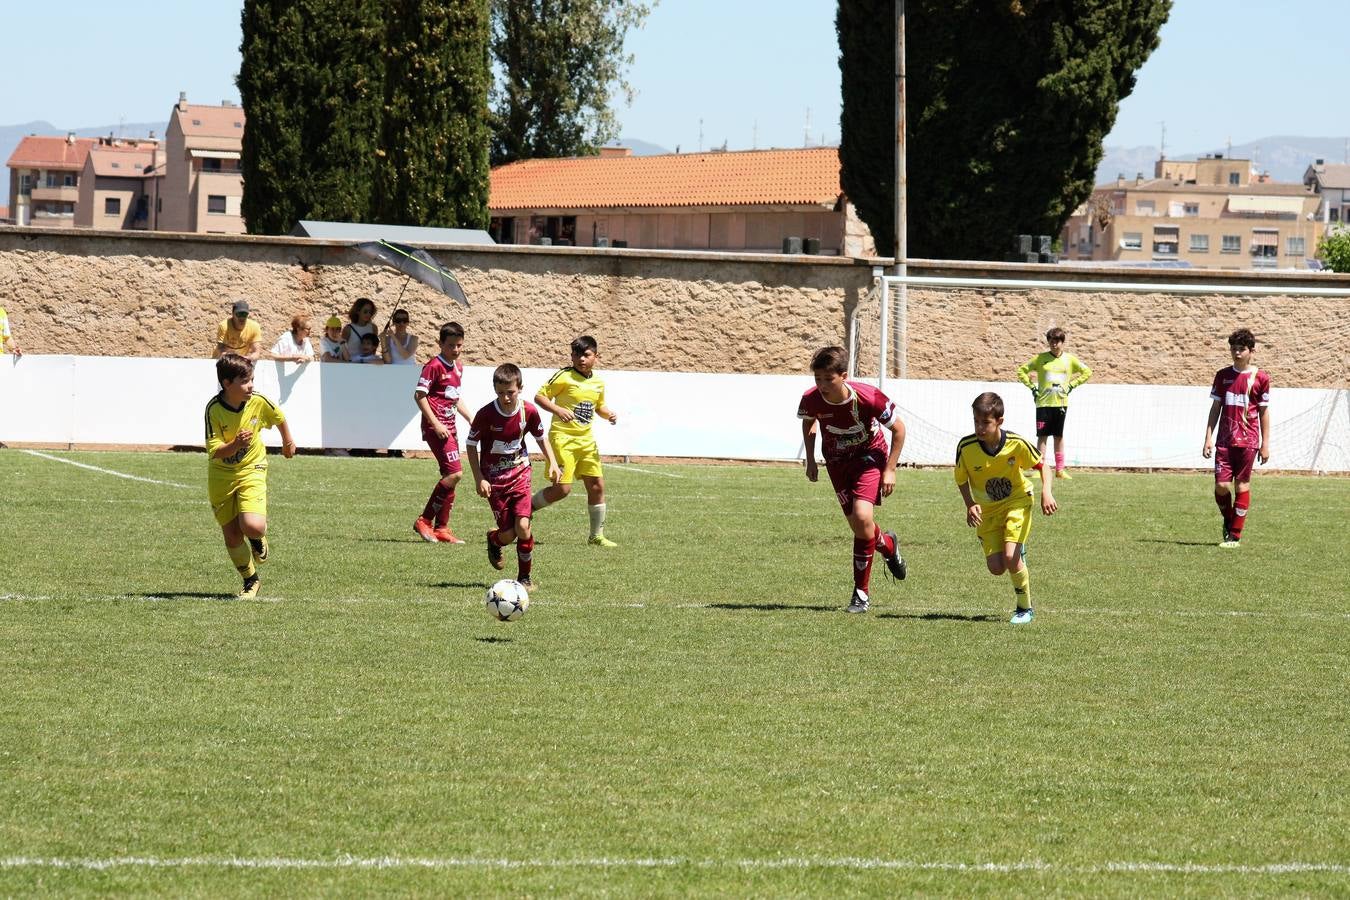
[1,120,165,168]
[1097,135,1350,185]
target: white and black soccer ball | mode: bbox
[485,579,530,622]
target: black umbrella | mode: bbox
[352,239,470,308]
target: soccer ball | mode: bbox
[485,579,530,621]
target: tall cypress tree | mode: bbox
[838,0,1170,260]
[373,0,492,228]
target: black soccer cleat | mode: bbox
[881,531,907,581]
[486,532,505,570]
[249,536,268,564]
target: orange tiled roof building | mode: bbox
[7,133,158,228]
[488,146,876,257]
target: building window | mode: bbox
[1330,207,1340,222]
[1135,200,1155,216]
[105,197,121,216]
[63,174,76,187]
[1152,227,1179,256]
[1229,172,1240,185]
[1221,235,1241,253]
[1121,232,1143,251]
[19,174,32,195]
[1190,234,1209,252]
[1287,236,1306,256]
[207,195,227,214]
[202,157,222,172]
[1184,203,1200,216]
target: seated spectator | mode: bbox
[342,297,378,360]
[349,332,385,364]
[320,316,347,362]
[0,305,21,357]
[382,309,419,365]
[215,299,262,360]
[270,315,315,363]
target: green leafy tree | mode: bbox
[1316,225,1350,273]
[490,0,653,165]
[373,0,492,228]
[838,0,1170,260]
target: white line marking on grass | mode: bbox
[608,463,687,478]
[0,856,1345,875]
[20,450,193,489]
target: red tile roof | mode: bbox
[174,103,245,138]
[7,136,98,170]
[87,147,157,178]
[489,146,844,211]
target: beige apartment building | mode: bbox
[158,93,245,234]
[1062,155,1324,270]
[7,133,160,228]
[1304,160,1350,225]
[74,146,162,230]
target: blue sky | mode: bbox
[2,0,1345,155]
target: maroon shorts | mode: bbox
[488,466,533,530]
[423,428,462,477]
[826,450,886,515]
[1214,445,1257,483]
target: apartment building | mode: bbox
[1304,159,1350,225]
[1062,155,1324,270]
[73,146,162,230]
[7,133,160,228]
[158,93,245,234]
[488,146,876,256]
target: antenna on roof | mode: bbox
[698,119,704,152]
[752,120,758,150]
[1158,121,1166,159]
[804,107,812,148]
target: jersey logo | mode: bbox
[986,477,1013,501]
[490,437,523,455]
[824,422,864,436]
[573,401,595,425]
[1224,390,1249,408]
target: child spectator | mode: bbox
[349,332,384,364]
[204,352,296,599]
[269,315,315,363]
[342,297,377,360]
[1016,327,1092,479]
[530,336,620,547]
[413,323,473,543]
[320,316,347,362]
[0,305,21,356]
[1202,328,1270,548]
[214,299,262,360]
[467,364,562,590]
[797,345,908,613]
[954,392,1057,624]
[382,309,419,365]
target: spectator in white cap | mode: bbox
[215,299,262,360]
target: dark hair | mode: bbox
[439,322,465,343]
[290,314,309,334]
[392,308,410,324]
[972,391,1005,419]
[1046,327,1066,343]
[360,332,379,346]
[1228,328,1257,351]
[571,335,598,356]
[493,363,523,388]
[810,345,849,375]
[216,352,254,385]
[348,297,375,322]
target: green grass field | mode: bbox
[1,449,1347,896]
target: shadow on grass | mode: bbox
[475,636,512,644]
[134,592,236,601]
[1136,538,1218,547]
[432,581,491,590]
[876,611,1000,623]
[707,602,838,613]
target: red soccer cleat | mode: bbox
[433,527,465,544]
[413,517,437,543]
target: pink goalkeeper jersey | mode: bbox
[797,381,896,464]
[468,400,544,486]
[416,355,463,435]
[1210,366,1270,449]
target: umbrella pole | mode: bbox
[395,275,410,308]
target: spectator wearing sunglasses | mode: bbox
[214,299,262,360]
[382,309,419,365]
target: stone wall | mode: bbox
[1,226,1346,388]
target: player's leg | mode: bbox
[1213,447,1236,544]
[239,511,269,565]
[1034,411,1051,477]
[532,435,575,511]
[1225,449,1257,546]
[1053,432,1069,479]
[230,475,270,583]
[486,496,511,571]
[844,497,880,612]
[514,512,535,587]
[1003,507,1033,622]
[581,472,616,547]
[418,436,464,543]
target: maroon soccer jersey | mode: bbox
[468,400,545,487]
[796,381,896,465]
[416,355,463,436]
[1210,366,1270,449]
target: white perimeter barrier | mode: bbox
[2,355,1346,471]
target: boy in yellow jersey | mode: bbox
[205,353,296,598]
[0,305,22,356]
[530,335,620,546]
[954,392,1057,624]
[1016,327,1092,478]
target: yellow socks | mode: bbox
[228,541,256,579]
[1010,565,1031,610]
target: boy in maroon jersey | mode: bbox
[467,364,562,589]
[797,345,908,613]
[413,322,473,543]
[1202,328,1271,548]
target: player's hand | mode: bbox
[476,479,491,498]
[805,459,818,482]
[1259,446,1270,465]
[556,408,575,423]
[281,440,296,459]
[881,468,896,497]
[605,411,618,424]
[233,429,253,448]
[433,421,450,440]
[966,504,982,527]
[547,464,562,484]
[1042,494,1058,516]
[1202,438,1214,459]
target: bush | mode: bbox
[1317,226,1350,273]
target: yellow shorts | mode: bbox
[549,432,603,484]
[976,503,1032,557]
[209,466,268,527]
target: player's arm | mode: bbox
[276,419,297,459]
[1016,357,1036,390]
[801,418,818,482]
[534,391,574,422]
[1258,404,1271,464]
[456,397,473,425]
[1039,471,1057,515]
[465,441,490,497]
[1069,356,1092,389]
[245,339,262,361]
[957,480,981,527]
[1202,398,1222,458]
[880,414,906,497]
[597,403,618,424]
[211,427,252,459]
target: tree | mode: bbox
[490,0,653,165]
[1317,225,1350,273]
[373,0,492,228]
[838,0,1170,261]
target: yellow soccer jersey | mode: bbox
[540,366,606,439]
[205,392,285,476]
[1017,351,1091,409]
[954,430,1040,512]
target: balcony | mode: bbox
[32,185,79,202]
